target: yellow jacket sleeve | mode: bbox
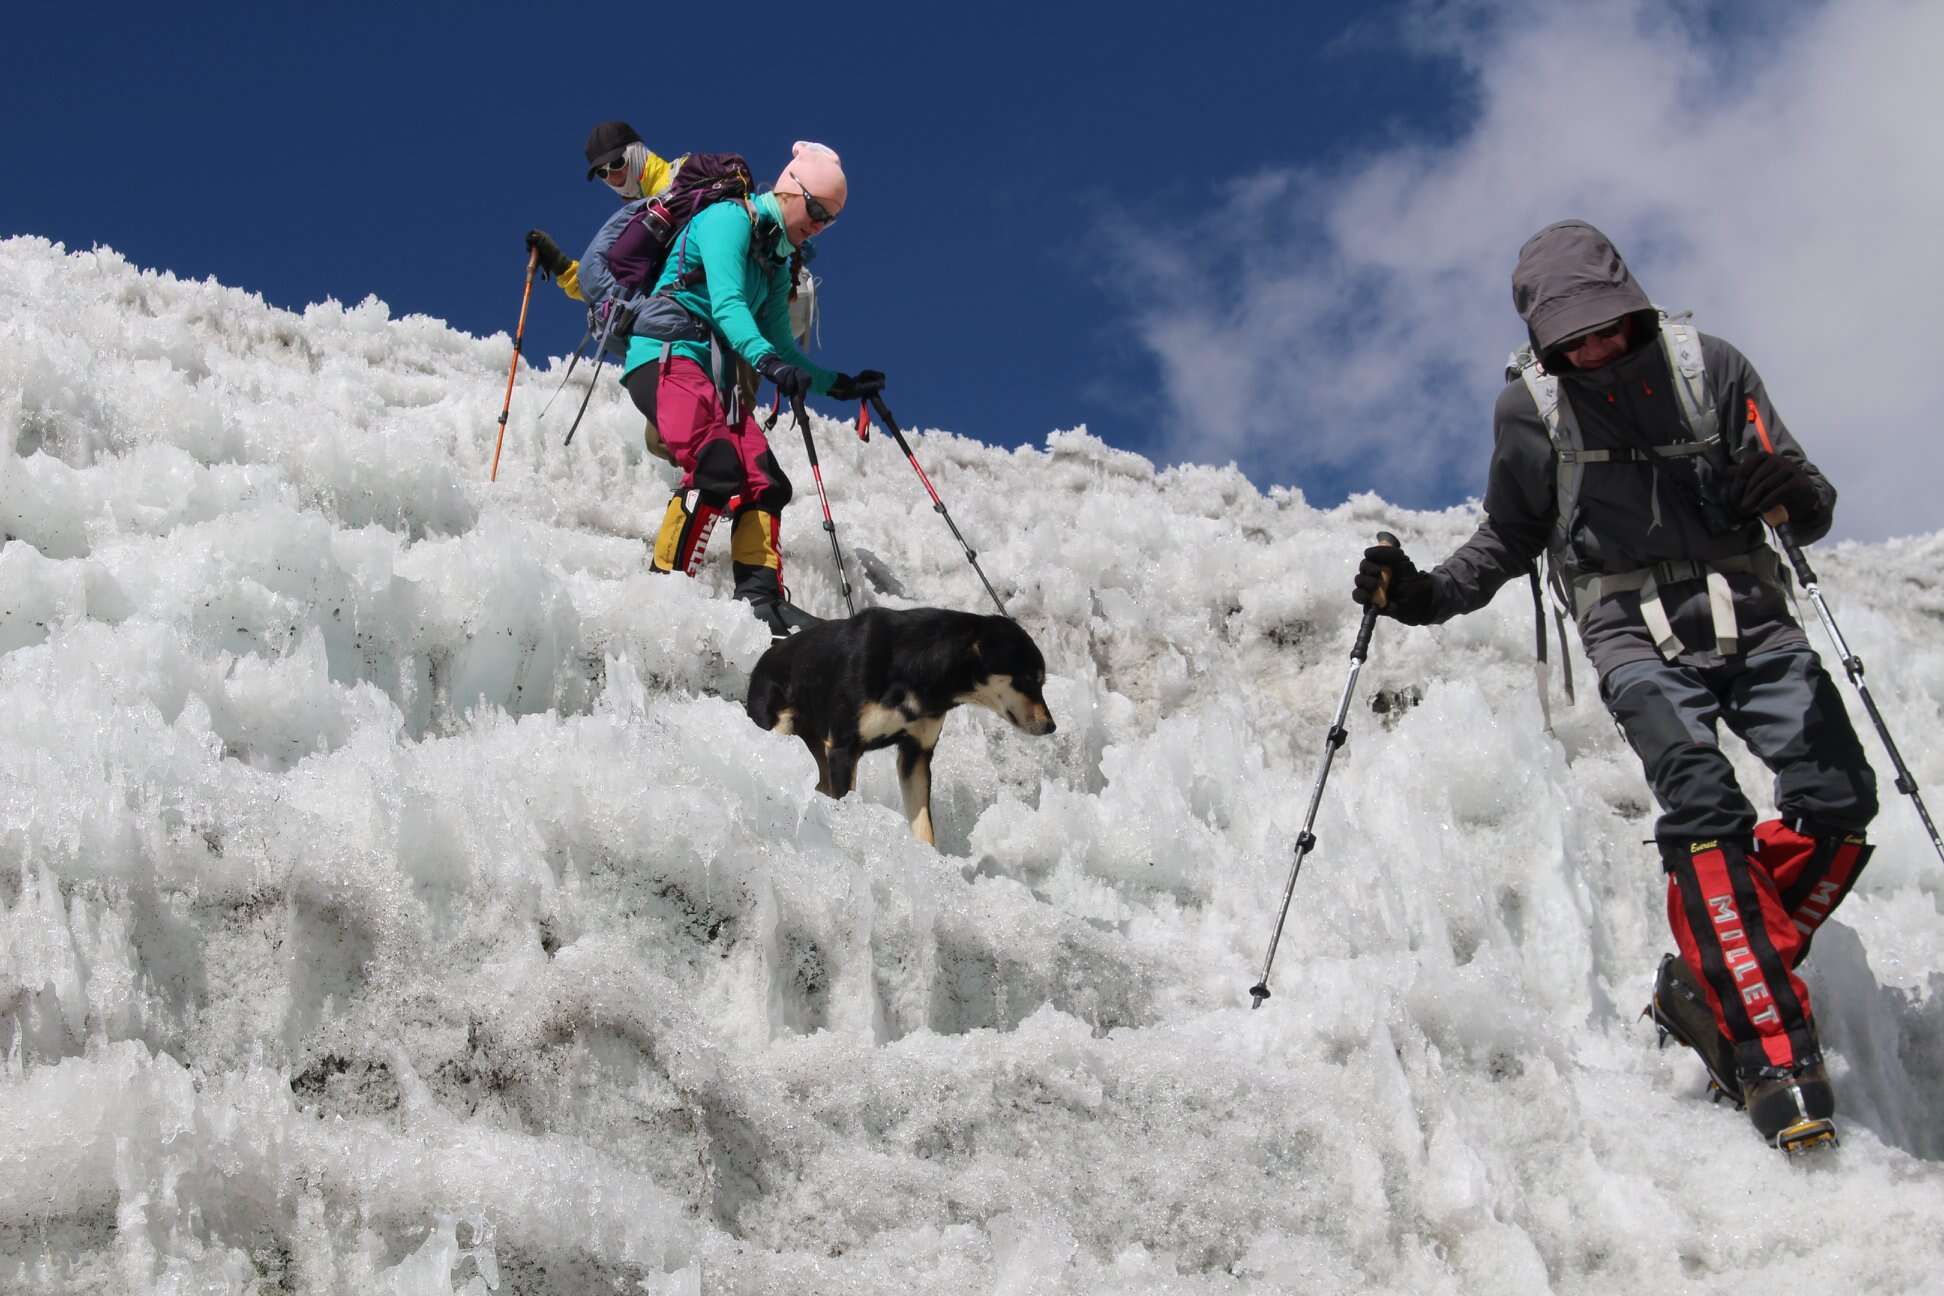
[639,151,674,199]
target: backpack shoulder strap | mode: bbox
[1510,344,1582,726]
[1655,310,1720,448]
[1510,346,1582,564]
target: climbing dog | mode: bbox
[745,608,1056,845]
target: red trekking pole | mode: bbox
[489,248,539,481]
[791,396,857,615]
[865,392,1009,617]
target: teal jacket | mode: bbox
[627,193,836,395]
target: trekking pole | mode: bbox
[866,392,1009,617]
[1776,529,1943,865]
[1742,407,1944,867]
[489,248,539,481]
[1250,530,1400,1008]
[563,300,627,448]
[792,396,856,615]
[537,326,594,421]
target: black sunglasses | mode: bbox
[596,158,629,178]
[1560,319,1626,350]
[792,176,837,227]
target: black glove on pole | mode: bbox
[1250,530,1400,1009]
[866,392,1009,617]
[1729,451,1820,526]
[791,396,856,615]
[524,229,572,281]
[1741,406,1944,869]
[490,247,540,482]
[759,356,814,400]
[1352,544,1436,624]
[827,370,886,402]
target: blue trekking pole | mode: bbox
[1250,530,1399,1008]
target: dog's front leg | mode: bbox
[800,735,835,796]
[896,736,936,846]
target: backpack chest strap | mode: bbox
[1557,435,1720,465]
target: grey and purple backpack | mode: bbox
[604,152,754,297]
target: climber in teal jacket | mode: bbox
[629,141,884,640]
[627,193,835,395]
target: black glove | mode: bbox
[525,229,572,280]
[827,370,886,402]
[1728,452,1820,525]
[1351,545,1436,625]
[757,355,814,400]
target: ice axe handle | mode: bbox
[1353,531,1401,660]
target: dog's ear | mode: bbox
[976,616,1046,683]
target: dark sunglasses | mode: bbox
[792,176,837,227]
[1560,319,1626,350]
[596,158,629,178]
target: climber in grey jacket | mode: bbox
[1351,219,1877,1150]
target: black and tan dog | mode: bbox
[745,608,1056,845]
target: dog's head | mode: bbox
[960,616,1056,736]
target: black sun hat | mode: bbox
[585,120,643,180]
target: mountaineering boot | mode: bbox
[751,596,823,640]
[734,560,822,640]
[1647,953,1742,1105]
[1743,1057,1838,1153]
[730,511,822,640]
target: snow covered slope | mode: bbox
[3,236,1943,1294]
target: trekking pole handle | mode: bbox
[1352,531,1401,660]
[790,396,820,466]
[866,391,902,439]
[1773,521,1819,588]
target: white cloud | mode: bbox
[1114,0,1944,541]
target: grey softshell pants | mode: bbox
[1601,644,1878,842]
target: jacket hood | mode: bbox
[1512,221,1655,361]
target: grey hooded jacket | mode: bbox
[1426,221,1836,678]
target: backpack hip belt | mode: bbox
[636,294,711,347]
[1572,549,1784,659]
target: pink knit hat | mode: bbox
[776,141,847,211]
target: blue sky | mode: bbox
[5,1,1940,538]
[0,2,1458,496]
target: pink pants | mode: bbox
[656,357,790,509]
